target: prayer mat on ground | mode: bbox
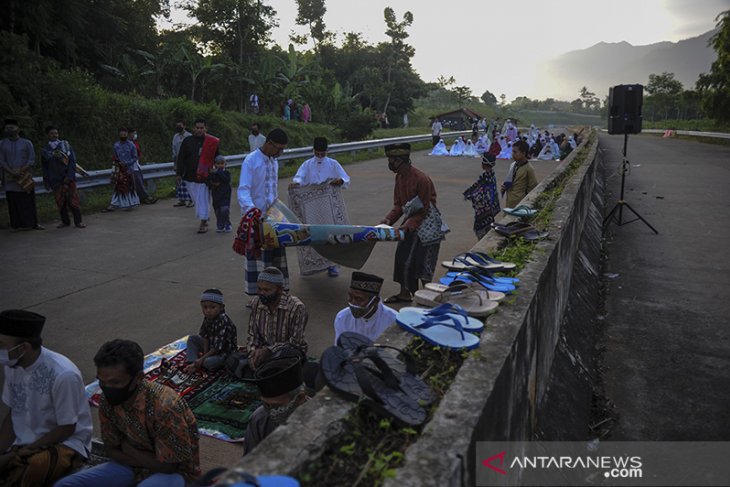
[288,183,350,275]
[185,376,262,442]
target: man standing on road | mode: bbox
[127,128,156,205]
[379,143,443,304]
[176,118,220,234]
[0,118,43,231]
[237,128,289,295]
[41,126,85,228]
[431,118,442,146]
[290,136,350,277]
[248,123,266,152]
[172,120,193,208]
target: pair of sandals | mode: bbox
[396,304,484,350]
[321,332,434,427]
[491,221,548,241]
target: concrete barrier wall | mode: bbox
[221,135,603,486]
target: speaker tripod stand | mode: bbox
[603,133,658,234]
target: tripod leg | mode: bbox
[603,203,621,228]
[622,202,659,234]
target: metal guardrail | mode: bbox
[641,129,730,139]
[0,130,472,199]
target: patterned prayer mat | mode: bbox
[186,376,262,442]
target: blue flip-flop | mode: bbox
[440,272,516,294]
[466,251,517,270]
[395,308,481,350]
[397,304,484,333]
[503,205,538,218]
[445,270,519,285]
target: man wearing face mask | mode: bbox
[0,118,44,230]
[243,356,308,455]
[379,143,443,304]
[246,267,308,371]
[126,128,157,205]
[56,339,200,487]
[172,120,193,208]
[334,272,396,344]
[290,136,350,277]
[248,123,266,152]
[0,310,92,485]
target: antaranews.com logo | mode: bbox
[482,450,643,478]
[476,441,730,486]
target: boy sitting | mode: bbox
[185,289,238,374]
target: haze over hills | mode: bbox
[536,29,718,101]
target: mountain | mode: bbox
[538,29,718,100]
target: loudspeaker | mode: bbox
[608,84,643,135]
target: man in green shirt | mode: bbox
[502,140,537,209]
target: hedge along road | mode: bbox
[0,148,560,385]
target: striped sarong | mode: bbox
[244,247,288,295]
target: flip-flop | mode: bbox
[384,295,412,304]
[441,252,504,271]
[413,284,498,318]
[398,304,485,332]
[445,269,519,284]
[197,225,208,234]
[459,251,517,271]
[424,281,506,302]
[320,346,429,426]
[336,332,433,406]
[439,272,516,294]
[522,230,549,241]
[491,221,534,237]
[395,307,481,350]
[503,205,538,218]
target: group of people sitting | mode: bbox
[429,119,581,163]
[0,267,396,486]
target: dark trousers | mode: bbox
[432,135,440,146]
[214,205,231,229]
[132,170,150,200]
[5,190,38,229]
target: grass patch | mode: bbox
[297,339,469,487]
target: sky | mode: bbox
[164,0,727,102]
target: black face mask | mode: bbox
[388,161,399,173]
[5,129,19,138]
[119,136,128,142]
[250,129,259,135]
[175,126,184,133]
[258,292,279,305]
[100,379,137,406]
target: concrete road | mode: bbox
[599,133,730,439]
[0,150,559,384]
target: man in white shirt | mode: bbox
[248,123,266,152]
[0,310,92,485]
[334,272,396,344]
[238,128,289,295]
[431,118,443,146]
[290,137,350,277]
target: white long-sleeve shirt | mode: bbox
[333,301,397,344]
[237,148,278,214]
[291,156,350,188]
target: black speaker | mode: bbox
[608,84,643,135]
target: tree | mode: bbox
[697,10,730,122]
[646,72,683,120]
[293,0,331,50]
[579,86,599,111]
[452,86,472,106]
[481,90,497,105]
[437,75,455,88]
[499,93,506,105]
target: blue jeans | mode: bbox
[54,461,185,487]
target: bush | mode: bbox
[337,108,378,141]
[0,32,340,172]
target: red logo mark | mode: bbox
[482,451,507,475]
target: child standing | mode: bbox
[185,288,238,373]
[208,155,232,232]
[463,153,501,240]
[502,140,537,209]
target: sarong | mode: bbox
[5,190,38,229]
[176,180,192,202]
[109,164,139,209]
[244,246,288,295]
[393,231,441,293]
[0,444,80,487]
[288,183,350,275]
